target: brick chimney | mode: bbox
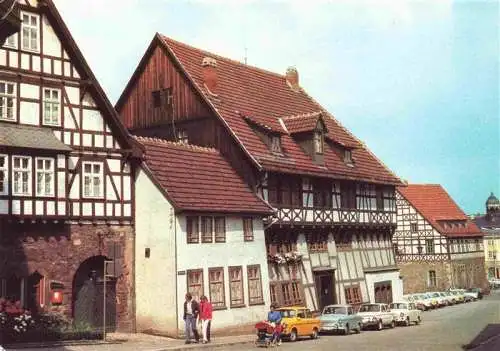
[202,57,217,95]
[285,66,299,91]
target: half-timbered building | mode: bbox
[394,184,487,293]
[134,136,272,336]
[0,0,141,332]
[116,35,404,313]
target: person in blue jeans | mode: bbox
[267,304,282,345]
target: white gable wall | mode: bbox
[135,168,177,334]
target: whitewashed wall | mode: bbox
[176,215,270,332]
[365,271,403,303]
[135,169,177,334]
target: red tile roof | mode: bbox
[281,112,323,134]
[398,184,482,237]
[159,35,402,185]
[136,136,273,215]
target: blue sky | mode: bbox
[53,0,499,214]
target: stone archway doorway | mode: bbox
[72,255,116,331]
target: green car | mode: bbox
[319,304,363,335]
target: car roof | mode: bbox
[276,306,306,310]
[324,304,351,308]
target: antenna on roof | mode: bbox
[244,47,248,65]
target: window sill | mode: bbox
[21,47,40,54]
[0,118,16,123]
[230,304,246,309]
[244,238,254,242]
[249,301,265,306]
[42,123,62,128]
[82,196,105,200]
[12,193,32,197]
[212,306,227,311]
[187,241,200,244]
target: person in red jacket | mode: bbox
[199,295,213,344]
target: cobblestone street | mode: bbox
[6,291,500,351]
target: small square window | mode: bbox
[410,223,418,232]
[344,150,353,164]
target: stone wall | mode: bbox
[0,221,134,332]
[399,257,488,294]
[399,261,451,293]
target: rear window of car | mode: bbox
[279,310,297,318]
[390,303,407,309]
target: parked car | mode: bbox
[357,303,395,331]
[438,291,455,306]
[448,289,465,303]
[411,294,434,311]
[319,304,363,335]
[421,292,439,308]
[466,287,483,300]
[458,288,477,302]
[276,306,320,342]
[442,291,458,304]
[389,302,422,326]
[428,292,447,307]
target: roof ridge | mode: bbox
[160,34,287,80]
[281,111,322,121]
[134,136,218,153]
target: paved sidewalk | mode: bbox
[2,333,256,351]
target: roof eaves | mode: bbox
[157,34,263,172]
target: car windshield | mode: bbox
[359,304,381,312]
[390,303,407,309]
[451,291,458,295]
[279,310,297,318]
[323,306,347,315]
[415,295,425,300]
[432,293,440,297]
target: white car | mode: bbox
[428,292,447,307]
[390,302,422,326]
[357,303,395,331]
[407,293,433,311]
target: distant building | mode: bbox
[394,184,487,293]
[474,193,500,279]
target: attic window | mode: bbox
[271,135,282,154]
[313,131,324,154]
[344,150,353,165]
[177,129,188,144]
[152,87,173,109]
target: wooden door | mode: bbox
[314,270,336,310]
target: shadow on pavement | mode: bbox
[462,324,500,350]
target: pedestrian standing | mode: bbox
[183,293,200,344]
[199,295,213,344]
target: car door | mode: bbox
[296,309,307,336]
[305,308,315,334]
[382,304,392,324]
[408,303,416,322]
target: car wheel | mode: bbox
[415,316,421,325]
[310,328,318,339]
[289,329,298,342]
[377,320,383,331]
[405,317,410,327]
[356,323,362,334]
[390,320,396,329]
[344,324,350,335]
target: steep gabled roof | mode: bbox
[136,136,273,215]
[42,0,141,157]
[398,184,482,237]
[117,34,401,183]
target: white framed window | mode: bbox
[313,131,324,154]
[0,81,16,121]
[21,12,40,52]
[4,33,17,48]
[12,156,31,196]
[43,89,60,126]
[82,162,103,198]
[270,135,281,153]
[0,154,7,195]
[35,158,54,196]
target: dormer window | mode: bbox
[313,131,324,154]
[344,150,353,165]
[271,135,282,154]
[152,87,173,109]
